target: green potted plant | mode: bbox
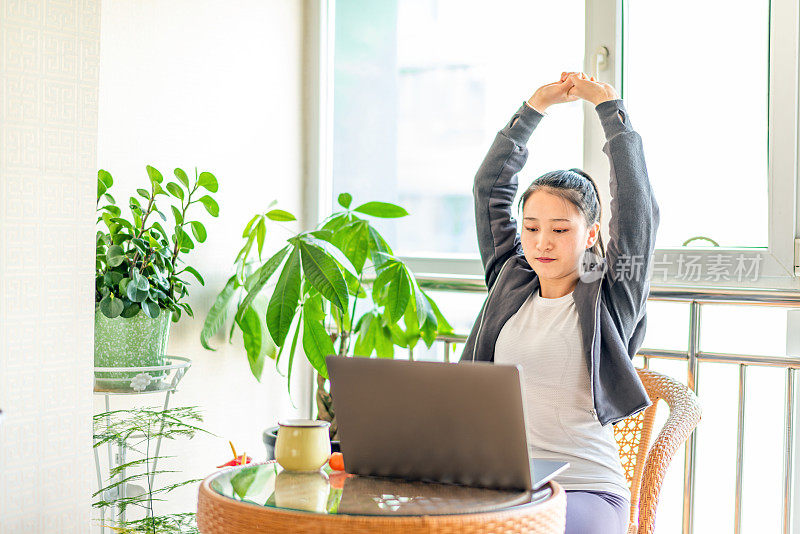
[95,166,219,390]
[201,193,454,447]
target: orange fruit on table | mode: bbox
[328,452,345,471]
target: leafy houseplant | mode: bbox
[95,166,219,390]
[202,193,454,440]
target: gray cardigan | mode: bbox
[459,99,660,426]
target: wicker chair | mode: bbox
[613,367,702,534]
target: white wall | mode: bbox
[94,0,311,524]
[0,0,101,532]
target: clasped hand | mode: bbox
[527,71,619,113]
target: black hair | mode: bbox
[516,168,605,259]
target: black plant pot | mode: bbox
[262,425,341,461]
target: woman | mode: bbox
[460,72,660,534]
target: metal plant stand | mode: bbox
[92,356,192,533]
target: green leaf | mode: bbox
[201,275,239,352]
[130,237,148,254]
[403,298,420,350]
[370,263,397,303]
[266,247,302,347]
[99,205,121,217]
[367,225,393,269]
[120,303,140,318]
[235,232,257,267]
[175,227,195,251]
[136,188,150,200]
[118,277,131,294]
[237,244,291,321]
[182,265,205,286]
[421,287,454,335]
[166,182,184,201]
[299,234,358,277]
[388,322,408,348]
[99,294,123,318]
[286,309,302,402]
[298,241,348,312]
[334,220,369,273]
[302,312,333,379]
[146,165,164,184]
[420,313,437,348]
[256,220,266,258]
[171,205,183,225]
[353,201,408,218]
[265,209,296,222]
[353,312,376,357]
[236,306,264,381]
[98,169,114,189]
[337,193,352,209]
[385,266,411,323]
[174,168,190,188]
[126,282,149,303]
[198,195,219,217]
[375,321,394,359]
[320,213,350,234]
[141,299,160,318]
[103,271,124,287]
[106,245,125,267]
[132,270,149,291]
[413,283,436,330]
[197,171,218,193]
[190,221,207,243]
[242,214,261,238]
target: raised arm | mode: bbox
[473,102,544,289]
[565,72,661,341]
[474,73,584,289]
[596,99,660,338]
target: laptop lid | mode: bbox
[326,355,566,491]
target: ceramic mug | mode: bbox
[275,419,331,472]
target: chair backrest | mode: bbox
[613,367,702,534]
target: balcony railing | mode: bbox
[408,275,800,534]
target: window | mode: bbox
[624,1,770,250]
[332,0,585,261]
[329,0,800,291]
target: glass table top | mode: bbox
[209,462,551,516]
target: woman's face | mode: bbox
[520,190,600,284]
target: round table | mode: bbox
[197,461,565,533]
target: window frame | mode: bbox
[312,0,800,292]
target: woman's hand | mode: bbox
[526,72,584,113]
[565,72,620,106]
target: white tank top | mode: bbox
[494,287,631,500]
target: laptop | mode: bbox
[326,355,568,492]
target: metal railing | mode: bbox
[413,276,800,534]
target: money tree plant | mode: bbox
[201,193,454,438]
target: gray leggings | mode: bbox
[565,490,629,534]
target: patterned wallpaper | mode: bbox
[0,0,100,531]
